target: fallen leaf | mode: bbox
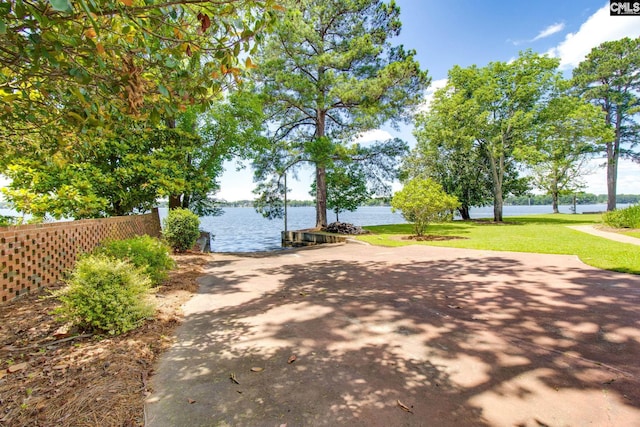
[397,399,414,414]
[53,363,68,370]
[447,304,461,309]
[8,362,28,373]
[287,355,297,364]
[187,398,196,404]
[251,367,264,372]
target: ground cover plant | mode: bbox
[162,208,201,252]
[0,253,208,427]
[358,214,640,274]
[603,204,640,229]
[95,235,175,285]
[55,254,155,335]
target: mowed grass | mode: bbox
[359,214,640,275]
[621,230,640,239]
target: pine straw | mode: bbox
[0,252,210,427]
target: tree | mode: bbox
[311,164,371,222]
[0,0,280,140]
[168,90,268,215]
[572,37,640,211]
[252,0,429,228]
[1,125,202,219]
[407,87,493,220]
[390,178,459,236]
[1,90,267,219]
[425,52,558,222]
[523,88,612,213]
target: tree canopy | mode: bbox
[0,0,281,168]
[410,51,558,221]
[572,36,640,211]
[251,0,429,227]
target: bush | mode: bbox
[94,235,175,286]
[162,208,201,252]
[56,254,154,335]
[391,178,459,236]
[603,204,640,229]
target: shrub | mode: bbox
[56,254,154,335]
[391,178,459,236]
[603,204,640,229]
[162,208,201,252]
[94,235,175,286]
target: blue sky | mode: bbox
[216,0,640,201]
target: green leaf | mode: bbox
[48,0,73,12]
[0,20,6,35]
[158,84,169,97]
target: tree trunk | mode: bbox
[458,205,471,220]
[169,195,182,210]
[606,110,622,211]
[315,165,328,228]
[314,106,328,229]
[552,174,559,214]
[488,150,503,222]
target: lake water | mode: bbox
[161,203,619,253]
[1,203,625,253]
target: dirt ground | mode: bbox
[0,252,211,427]
[145,243,640,427]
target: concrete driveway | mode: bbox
[146,243,640,426]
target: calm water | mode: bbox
[2,204,624,253]
[160,203,618,253]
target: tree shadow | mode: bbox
[146,245,640,426]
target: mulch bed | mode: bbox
[0,252,210,427]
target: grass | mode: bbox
[620,230,640,239]
[358,214,640,275]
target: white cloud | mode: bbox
[532,22,565,41]
[547,5,640,69]
[419,78,448,112]
[353,129,393,144]
[582,158,640,194]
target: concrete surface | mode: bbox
[146,243,640,426]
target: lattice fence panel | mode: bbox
[0,209,161,303]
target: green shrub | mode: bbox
[162,208,200,252]
[56,254,154,335]
[95,235,175,285]
[603,204,640,228]
[391,178,459,236]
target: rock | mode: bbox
[322,222,369,235]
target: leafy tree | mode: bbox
[523,88,612,213]
[311,164,371,222]
[0,0,280,142]
[168,90,268,215]
[251,0,429,228]
[407,87,493,220]
[1,125,202,218]
[572,37,640,211]
[391,178,459,236]
[424,51,558,221]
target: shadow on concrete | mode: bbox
[146,245,640,426]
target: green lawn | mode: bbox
[359,214,640,275]
[620,230,640,239]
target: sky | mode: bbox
[215,0,640,201]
